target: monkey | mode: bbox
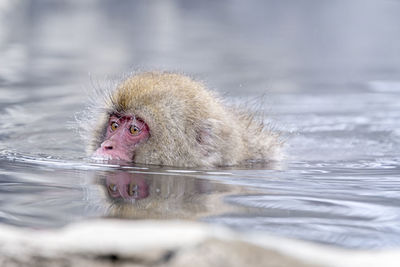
[82,71,282,167]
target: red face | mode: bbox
[93,115,150,162]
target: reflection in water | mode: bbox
[106,172,149,201]
[99,170,247,220]
[0,159,254,227]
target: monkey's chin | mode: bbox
[91,150,133,163]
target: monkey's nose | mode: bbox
[93,140,133,162]
[101,140,115,150]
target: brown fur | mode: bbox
[87,71,282,167]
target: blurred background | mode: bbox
[2,0,400,92]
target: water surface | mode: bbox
[1,0,400,249]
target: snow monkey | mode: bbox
[85,72,282,167]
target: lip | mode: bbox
[92,149,133,162]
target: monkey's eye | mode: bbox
[129,125,141,135]
[108,184,117,192]
[110,122,119,131]
[128,183,138,197]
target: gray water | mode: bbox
[1,0,400,249]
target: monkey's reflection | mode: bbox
[106,172,149,201]
[98,170,248,220]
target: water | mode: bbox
[1,0,400,249]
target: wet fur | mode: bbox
[81,71,282,167]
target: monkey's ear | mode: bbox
[196,119,220,160]
[196,128,211,144]
[196,119,216,145]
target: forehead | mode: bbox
[109,114,147,125]
[110,114,133,122]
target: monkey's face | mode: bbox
[93,114,150,161]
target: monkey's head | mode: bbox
[89,72,232,167]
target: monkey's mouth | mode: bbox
[92,149,134,162]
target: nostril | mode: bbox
[101,140,115,151]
